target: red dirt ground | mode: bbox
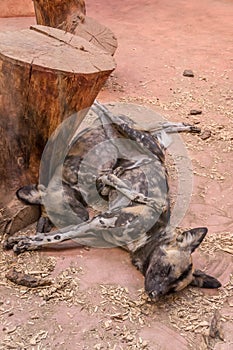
[0,1,232,349]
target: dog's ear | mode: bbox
[176,227,208,253]
[190,269,221,288]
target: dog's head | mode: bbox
[145,227,221,299]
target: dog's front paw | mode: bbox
[3,236,26,250]
[13,237,37,254]
[3,236,38,254]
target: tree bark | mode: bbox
[33,0,117,55]
[33,0,86,28]
[0,25,116,206]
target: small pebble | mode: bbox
[189,109,202,115]
[200,129,211,140]
[183,69,194,77]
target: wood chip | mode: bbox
[209,310,224,341]
[5,268,52,288]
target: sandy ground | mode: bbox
[0,0,233,349]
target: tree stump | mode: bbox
[33,0,117,55]
[0,25,116,207]
[70,17,118,56]
[33,0,86,28]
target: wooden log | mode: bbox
[0,198,40,235]
[33,0,117,55]
[0,25,116,207]
[33,0,86,28]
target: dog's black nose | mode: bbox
[148,290,161,299]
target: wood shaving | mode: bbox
[199,231,233,255]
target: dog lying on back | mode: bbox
[4,102,221,299]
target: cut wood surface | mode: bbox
[72,17,117,56]
[33,0,117,55]
[0,25,116,206]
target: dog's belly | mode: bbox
[106,161,170,252]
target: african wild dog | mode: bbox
[4,101,221,299]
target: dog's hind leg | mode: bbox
[16,184,54,233]
[16,175,89,234]
[93,101,201,135]
[4,203,156,254]
[93,102,166,162]
[150,122,201,135]
[151,122,201,150]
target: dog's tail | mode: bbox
[16,184,45,205]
